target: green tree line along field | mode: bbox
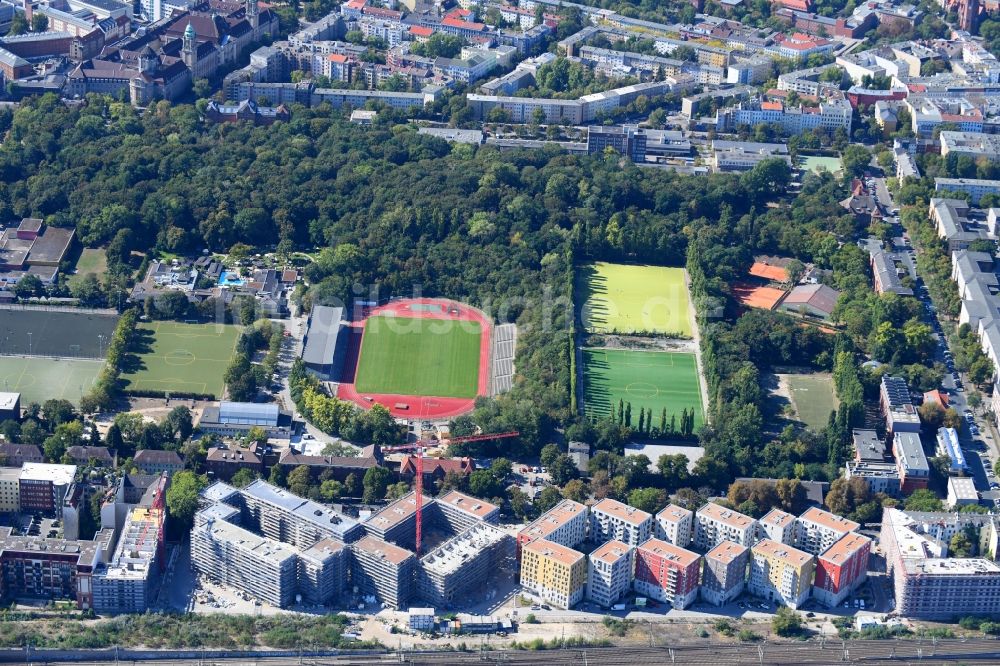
[0,93,916,501]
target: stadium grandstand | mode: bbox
[301,305,348,380]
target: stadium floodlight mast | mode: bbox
[26,332,31,356]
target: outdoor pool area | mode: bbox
[800,155,843,176]
[217,271,245,287]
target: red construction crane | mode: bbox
[380,431,519,557]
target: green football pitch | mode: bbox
[577,262,693,337]
[583,348,704,429]
[354,315,482,398]
[0,356,105,406]
[121,321,241,397]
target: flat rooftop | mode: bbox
[205,519,298,565]
[760,508,794,528]
[522,538,584,567]
[593,498,652,526]
[698,502,755,530]
[242,480,360,538]
[904,557,1000,576]
[200,481,239,505]
[0,392,19,411]
[19,462,76,486]
[438,490,498,520]
[589,539,633,566]
[420,523,509,575]
[656,503,692,524]
[752,538,813,567]
[352,535,414,566]
[365,492,435,532]
[706,540,748,565]
[301,537,345,564]
[799,506,859,534]
[820,532,870,563]
[636,538,700,567]
[520,499,586,541]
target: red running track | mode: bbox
[336,298,491,420]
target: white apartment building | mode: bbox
[793,507,860,556]
[586,540,633,608]
[759,509,795,545]
[517,499,588,551]
[589,498,653,546]
[694,502,758,551]
[655,504,693,547]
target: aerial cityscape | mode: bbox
[3,0,1000,659]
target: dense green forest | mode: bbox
[0,93,854,491]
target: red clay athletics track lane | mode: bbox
[336,298,492,420]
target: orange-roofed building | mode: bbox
[761,100,784,112]
[813,532,871,607]
[409,25,433,40]
[749,261,789,282]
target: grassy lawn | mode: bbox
[800,155,843,177]
[577,262,693,337]
[68,248,108,287]
[354,315,481,398]
[583,348,704,429]
[0,356,105,406]
[121,321,241,397]
[784,373,839,430]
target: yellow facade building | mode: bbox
[520,538,586,609]
[749,538,815,609]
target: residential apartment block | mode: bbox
[350,535,416,610]
[759,509,795,545]
[880,376,922,437]
[694,502,758,551]
[242,479,363,547]
[520,539,587,609]
[655,504,693,547]
[893,432,930,494]
[633,538,701,609]
[882,508,1000,618]
[793,507,859,556]
[416,523,514,608]
[589,498,653,547]
[812,533,871,608]
[749,539,815,609]
[437,490,500,533]
[586,540,634,608]
[936,178,1000,206]
[930,198,994,252]
[364,492,437,551]
[19,463,76,513]
[701,540,749,606]
[940,131,1000,164]
[517,499,588,554]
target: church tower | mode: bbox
[182,22,196,69]
[245,0,259,30]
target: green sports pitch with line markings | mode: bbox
[583,348,704,429]
[577,262,693,337]
[0,356,105,406]
[354,315,482,398]
[121,321,241,397]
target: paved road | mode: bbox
[870,176,1000,504]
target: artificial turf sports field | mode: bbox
[0,356,104,406]
[120,321,241,397]
[577,262,693,337]
[583,348,704,429]
[354,315,482,398]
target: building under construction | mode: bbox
[362,492,438,551]
[417,522,514,607]
[193,481,353,607]
[350,535,416,609]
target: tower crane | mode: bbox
[379,430,519,556]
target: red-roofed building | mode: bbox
[399,456,474,488]
[440,16,487,37]
[409,25,433,41]
[775,0,811,11]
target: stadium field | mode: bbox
[354,315,482,398]
[121,321,241,397]
[583,348,704,429]
[0,356,104,406]
[783,373,839,430]
[577,262,693,337]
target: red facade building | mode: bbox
[813,532,871,607]
[633,538,701,609]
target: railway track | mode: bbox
[22,639,1000,666]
